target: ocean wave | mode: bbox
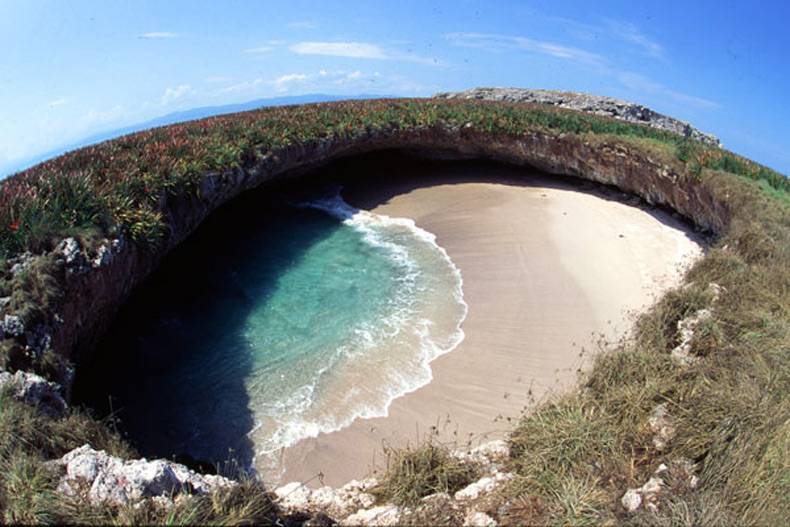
[251,190,468,469]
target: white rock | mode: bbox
[621,489,642,512]
[341,478,378,493]
[0,370,67,417]
[464,510,497,527]
[707,283,724,301]
[648,404,675,450]
[310,486,339,509]
[343,504,401,526]
[59,238,82,265]
[641,476,664,496]
[621,475,665,513]
[471,440,510,460]
[274,481,312,510]
[1,315,25,337]
[671,308,712,366]
[454,472,513,501]
[56,445,235,507]
[355,492,376,509]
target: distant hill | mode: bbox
[1,93,392,179]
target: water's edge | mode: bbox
[252,190,468,476]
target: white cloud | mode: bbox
[138,32,180,40]
[244,46,273,54]
[445,32,607,68]
[604,20,665,60]
[290,41,388,59]
[287,21,317,29]
[218,69,384,96]
[160,84,195,105]
[290,41,439,65]
[48,98,68,108]
[275,73,308,86]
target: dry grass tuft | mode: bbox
[374,439,482,506]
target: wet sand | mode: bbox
[270,161,703,487]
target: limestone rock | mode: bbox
[0,369,67,417]
[275,481,313,510]
[59,238,82,266]
[671,308,712,365]
[621,476,664,513]
[455,440,510,474]
[464,510,498,527]
[55,445,235,507]
[707,282,724,301]
[620,472,666,512]
[273,478,378,519]
[648,403,675,450]
[342,504,402,526]
[1,314,25,337]
[435,87,721,147]
[621,489,642,512]
[9,252,34,277]
[455,472,513,501]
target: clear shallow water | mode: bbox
[78,188,466,477]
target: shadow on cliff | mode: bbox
[73,183,342,477]
[333,150,703,245]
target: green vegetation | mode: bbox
[1,99,786,261]
[374,439,482,506]
[0,98,788,524]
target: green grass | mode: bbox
[374,439,482,507]
[1,99,786,262]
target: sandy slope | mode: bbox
[268,161,703,486]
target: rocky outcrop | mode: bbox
[54,444,235,507]
[271,440,511,526]
[670,283,724,366]
[435,87,721,147]
[0,369,67,417]
[648,403,675,451]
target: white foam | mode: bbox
[251,190,468,465]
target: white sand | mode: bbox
[267,162,703,487]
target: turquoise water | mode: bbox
[79,189,466,476]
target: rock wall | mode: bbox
[2,124,731,390]
[434,87,721,147]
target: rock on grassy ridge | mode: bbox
[54,445,236,507]
[0,369,67,417]
[434,87,721,147]
[272,440,513,526]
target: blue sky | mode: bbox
[1,0,788,175]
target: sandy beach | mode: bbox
[270,159,703,487]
